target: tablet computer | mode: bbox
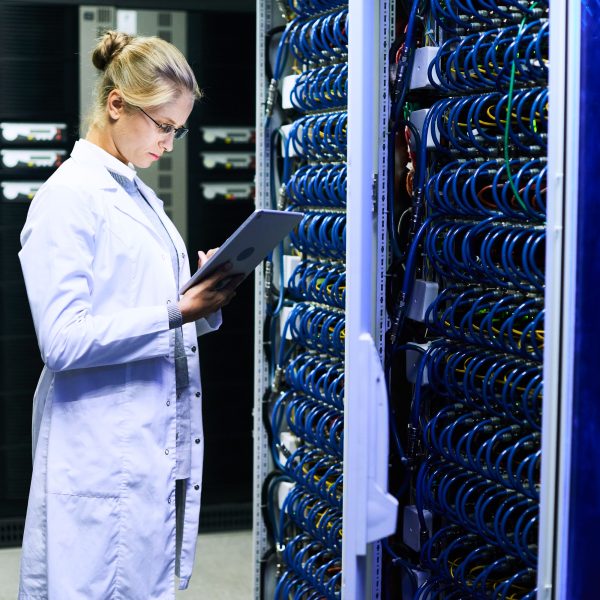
[180,208,304,294]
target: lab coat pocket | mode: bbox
[48,367,127,496]
[47,493,120,599]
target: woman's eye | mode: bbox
[161,124,174,134]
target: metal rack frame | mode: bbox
[342,0,397,598]
[252,1,274,595]
[538,1,578,598]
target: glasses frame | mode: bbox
[137,106,189,140]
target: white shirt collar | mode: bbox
[76,139,137,182]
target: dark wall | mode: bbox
[187,10,256,511]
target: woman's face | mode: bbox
[108,90,194,168]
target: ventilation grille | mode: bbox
[158,175,173,189]
[199,503,252,533]
[158,13,172,27]
[158,156,173,171]
[0,4,78,118]
[0,518,25,547]
[97,8,112,23]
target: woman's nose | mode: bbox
[159,135,174,153]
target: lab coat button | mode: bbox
[191,346,197,353]
[166,400,170,406]
[195,392,201,398]
[165,449,169,455]
[194,485,200,491]
[195,438,201,444]
[167,299,171,304]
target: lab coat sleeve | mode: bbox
[195,311,222,337]
[19,183,171,372]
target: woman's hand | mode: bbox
[197,248,218,268]
[178,252,243,323]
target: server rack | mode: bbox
[0,2,78,547]
[251,0,586,599]
[253,1,397,598]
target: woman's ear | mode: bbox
[106,89,125,121]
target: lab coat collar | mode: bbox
[69,140,128,192]
[69,139,174,253]
[70,140,163,209]
[75,139,137,182]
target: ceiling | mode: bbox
[12,0,255,12]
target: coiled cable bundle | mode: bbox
[419,458,538,566]
[285,351,345,410]
[425,218,545,292]
[425,157,546,221]
[286,394,344,458]
[426,89,547,157]
[290,211,346,260]
[285,445,344,509]
[275,533,342,599]
[284,486,343,554]
[288,8,348,65]
[285,302,345,357]
[290,63,348,112]
[286,163,347,209]
[431,0,548,31]
[285,0,347,18]
[425,286,544,360]
[430,20,548,92]
[285,111,347,161]
[287,260,346,309]
[419,525,536,599]
[426,342,542,430]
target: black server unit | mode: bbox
[187,10,256,530]
[0,3,78,546]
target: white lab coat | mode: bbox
[18,140,219,599]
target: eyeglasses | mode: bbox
[137,106,189,140]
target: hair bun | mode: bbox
[92,30,131,71]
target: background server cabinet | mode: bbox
[0,1,78,547]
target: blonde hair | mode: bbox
[87,30,201,130]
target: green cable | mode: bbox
[503,2,539,212]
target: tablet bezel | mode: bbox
[179,208,303,295]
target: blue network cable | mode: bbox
[290,63,348,112]
[285,0,347,18]
[385,2,549,597]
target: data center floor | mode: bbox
[0,529,253,599]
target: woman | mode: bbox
[17,31,239,599]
